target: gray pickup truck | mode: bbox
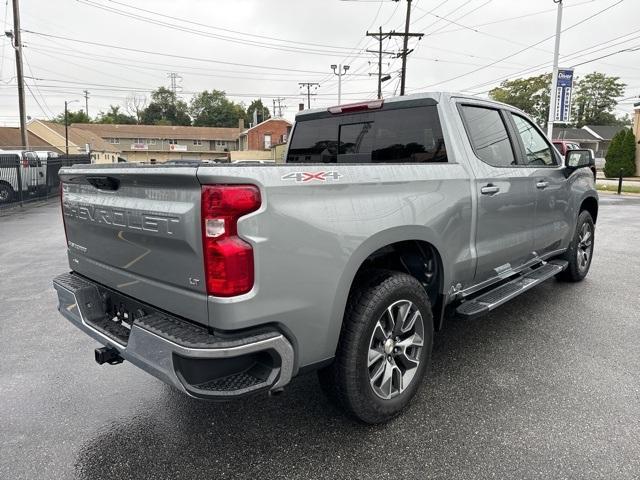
[53,93,598,423]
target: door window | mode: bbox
[460,105,515,167]
[510,114,557,166]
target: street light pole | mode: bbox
[65,101,69,155]
[331,64,350,104]
[547,0,564,139]
[64,100,78,155]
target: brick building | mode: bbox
[239,118,292,151]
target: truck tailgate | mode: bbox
[59,165,208,325]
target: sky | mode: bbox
[0,0,639,126]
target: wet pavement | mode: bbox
[1,195,639,479]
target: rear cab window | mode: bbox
[286,104,447,164]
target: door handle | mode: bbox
[536,181,549,189]
[480,185,500,195]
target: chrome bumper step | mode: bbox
[456,260,568,319]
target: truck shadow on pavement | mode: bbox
[73,279,586,479]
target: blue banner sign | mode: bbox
[554,68,574,123]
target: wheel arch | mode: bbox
[580,195,598,224]
[326,226,449,359]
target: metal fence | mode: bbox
[0,154,91,209]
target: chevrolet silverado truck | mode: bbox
[53,93,598,423]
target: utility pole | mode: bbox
[366,26,394,99]
[331,64,350,104]
[399,0,422,95]
[10,0,28,149]
[547,0,564,139]
[275,97,286,117]
[298,82,319,109]
[83,90,90,117]
[367,2,423,97]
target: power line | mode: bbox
[26,42,357,81]
[424,0,601,38]
[410,0,625,92]
[316,0,387,86]
[21,30,363,75]
[95,0,361,52]
[24,81,49,119]
[570,45,640,68]
[22,51,53,118]
[463,27,640,93]
[75,0,370,58]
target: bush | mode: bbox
[604,128,636,177]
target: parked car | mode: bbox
[231,159,276,165]
[0,150,45,204]
[53,93,598,423]
[553,142,596,178]
[552,140,581,156]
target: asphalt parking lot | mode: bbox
[1,195,639,480]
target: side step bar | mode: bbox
[456,260,568,319]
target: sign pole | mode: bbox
[547,0,564,139]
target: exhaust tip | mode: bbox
[95,346,124,365]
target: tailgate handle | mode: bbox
[87,176,120,191]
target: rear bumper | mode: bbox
[52,272,294,399]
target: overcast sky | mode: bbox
[0,0,638,126]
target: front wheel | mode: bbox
[318,270,433,424]
[557,210,595,282]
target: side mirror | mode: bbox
[565,149,594,169]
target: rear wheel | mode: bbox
[318,270,433,424]
[557,210,595,282]
[0,183,14,205]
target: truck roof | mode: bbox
[295,92,518,120]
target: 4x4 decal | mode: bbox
[281,171,343,183]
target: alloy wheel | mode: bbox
[577,222,593,272]
[367,299,424,400]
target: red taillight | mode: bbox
[201,185,261,297]
[327,99,384,114]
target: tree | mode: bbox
[96,105,137,124]
[189,90,246,127]
[572,72,626,127]
[489,73,551,127]
[125,93,147,124]
[141,87,191,126]
[53,109,91,125]
[246,99,270,125]
[603,128,636,177]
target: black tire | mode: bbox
[557,210,595,282]
[318,270,433,424]
[0,183,14,205]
